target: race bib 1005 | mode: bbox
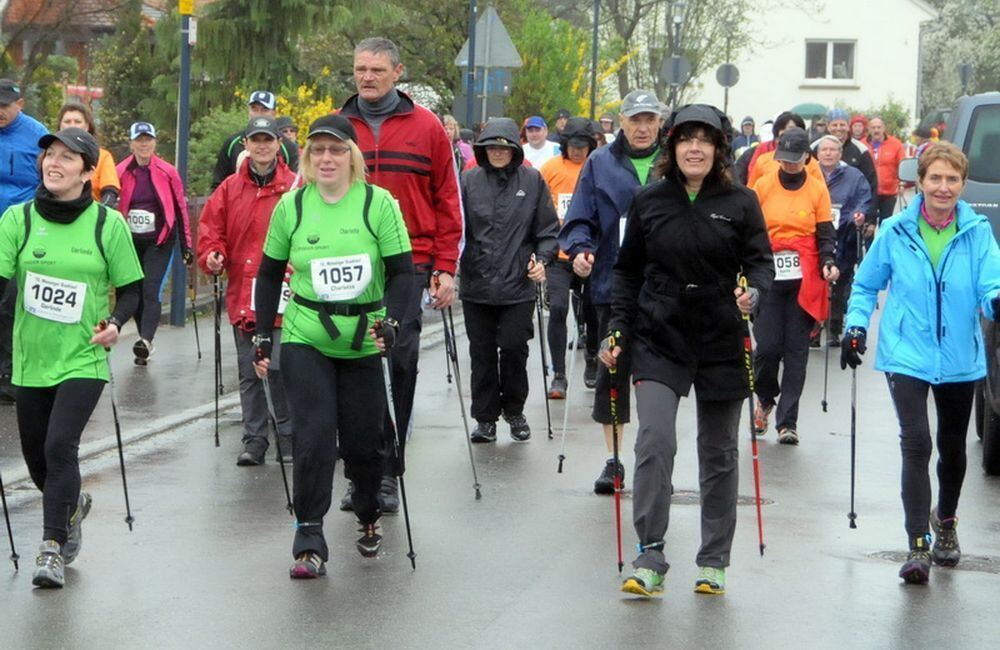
[311,254,372,302]
[126,209,156,234]
[23,271,86,324]
[773,250,803,281]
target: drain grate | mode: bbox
[868,551,1000,575]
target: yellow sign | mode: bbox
[179,0,194,15]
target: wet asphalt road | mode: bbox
[0,305,998,648]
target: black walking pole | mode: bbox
[535,283,553,439]
[262,375,294,515]
[848,222,865,530]
[442,308,482,499]
[213,274,222,447]
[0,467,18,570]
[381,351,417,569]
[608,339,624,574]
[189,275,202,360]
[558,294,584,473]
[739,279,766,556]
[100,324,134,531]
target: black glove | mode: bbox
[600,330,625,355]
[182,249,195,266]
[252,335,272,364]
[992,295,1000,324]
[374,318,399,352]
[840,326,867,370]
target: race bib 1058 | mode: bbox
[23,271,86,324]
[311,254,372,302]
[773,250,802,281]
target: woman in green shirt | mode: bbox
[0,128,143,588]
[252,115,413,579]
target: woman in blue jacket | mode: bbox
[842,142,1000,585]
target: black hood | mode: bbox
[473,117,524,168]
[560,117,597,157]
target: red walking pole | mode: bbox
[740,278,766,557]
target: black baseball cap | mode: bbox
[672,104,722,131]
[275,116,297,132]
[774,127,811,163]
[247,90,276,110]
[245,116,280,139]
[0,79,21,104]
[555,109,571,120]
[307,114,357,143]
[38,128,100,167]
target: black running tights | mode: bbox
[17,379,105,545]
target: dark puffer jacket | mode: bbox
[460,118,559,305]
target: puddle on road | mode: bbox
[868,550,1000,575]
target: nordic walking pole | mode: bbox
[822,280,833,412]
[533,278,554,439]
[848,221,865,530]
[189,275,202,360]
[557,292,584,473]
[443,308,482,499]
[380,347,417,569]
[443,301,453,385]
[213,273,222,447]
[0,467,18,570]
[261,375,294,515]
[607,337,624,574]
[100,322,135,531]
[739,278,766,556]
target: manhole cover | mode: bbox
[670,489,774,506]
[868,551,1000,574]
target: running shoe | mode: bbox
[289,552,326,579]
[594,458,624,495]
[32,541,65,589]
[930,508,961,567]
[505,414,531,442]
[133,338,154,362]
[548,373,568,399]
[777,427,799,445]
[62,491,92,565]
[378,476,400,514]
[470,421,497,443]
[899,534,932,585]
[356,523,383,558]
[694,566,726,595]
[621,567,664,598]
[753,401,773,434]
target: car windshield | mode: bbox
[964,104,1000,184]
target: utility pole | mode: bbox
[590,0,599,120]
[466,0,477,128]
[172,0,194,327]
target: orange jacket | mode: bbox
[91,148,120,200]
[867,135,905,196]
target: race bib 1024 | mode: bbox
[310,254,372,302]
[126,209,156,234]
[23,271,86,324]
[773,250,803,281]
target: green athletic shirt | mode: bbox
[918,217,958,270]
[0,202,144,387]
[628,148,659,185]
[262,182,411,359]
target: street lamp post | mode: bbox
[669,0,687,110]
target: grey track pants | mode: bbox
[631,380,742,574]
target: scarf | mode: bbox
[33,183,94,224]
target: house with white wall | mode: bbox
[690,0,937,128]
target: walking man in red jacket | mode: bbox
[867,117,906,225]
[338,37,463,512]
[198,116,299,465]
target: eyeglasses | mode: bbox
[310,144,351,157]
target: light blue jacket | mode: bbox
[846,196,1000,384]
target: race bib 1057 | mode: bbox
[310,254,372,302]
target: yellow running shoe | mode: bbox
[621,567,665,598]
[694,566,726,595]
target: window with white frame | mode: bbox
[805,40,856,81]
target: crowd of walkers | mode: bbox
[0,34,997,598]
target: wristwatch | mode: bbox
[106,316,123,332]
[251,334,272,347]
[382,317,400,334]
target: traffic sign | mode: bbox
[716,63,740,88]
[660,56,691,86]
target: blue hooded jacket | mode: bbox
[557,135,656,304]
[846,196,1000,384]
[823,162,871,270]
[0,111,47,214]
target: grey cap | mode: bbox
[245,116,280,139]
[621,89,661,117]
[672,104,722,131]
[0,79,21,104]
[774,127,811,163]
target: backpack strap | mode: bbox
[95,204,108,264]
[361,184,376,240]
[16,201,32,259]
[289,187,306,240]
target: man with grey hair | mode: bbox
[338,37,462,513]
